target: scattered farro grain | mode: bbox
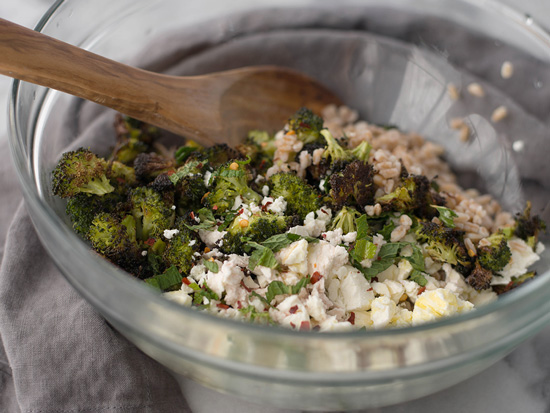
[501,61,514,79]
[450,117,465,130]
[459,124,470,142]
[491,106,508,123]
[467,83,485,97]
[447,83,460,100]
[464,238,477,257]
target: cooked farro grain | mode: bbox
[467,82,485,97]
[491,106,508,123]
[501,61,514,79]
[447,83,461,100]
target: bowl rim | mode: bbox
[8,0,550,346]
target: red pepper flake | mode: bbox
[321,208,327,214]
[367,287,373,291]
[300,321,311,331]
[198,162,203,169]
[418,287,426,295]
[212,205,218,211]
[237,301,243,309]
[289,305,298,314]
[322,234,327,239]
[237,208,244,215]
[116,177,126,184]
[372,277,379,282]
[166,170,175,176]
[240,280,251,292]
[217,303,230,310]
[261,201,272,212]
[182,278,191,285]
[190,211,195,220]
[290,322,296,328]
[144,238,155,246]
[348,312,355,325]
[311,271,322,284]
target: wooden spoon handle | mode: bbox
[0,18,170,119]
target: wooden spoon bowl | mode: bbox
[0,18,340,147]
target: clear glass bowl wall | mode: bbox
[8,0,550,410]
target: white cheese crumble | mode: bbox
[262,185,270,196]
[163,229,180,240]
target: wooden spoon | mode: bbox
[0,18,340,147]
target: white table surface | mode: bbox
[2,1,550,412]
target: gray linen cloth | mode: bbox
[1,7,550,413]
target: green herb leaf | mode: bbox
[144,265,182,291]
[169,159,203,185]
[147,252,164,275]
[409,269,428,286]
[174,146,196,164]
[217,210,237,231]
[379,220,396,241]
[433,205,458,228]
[265,278,310,304]
[403,243,425,272]
[189,281,219,306]
[204,260,219,273]
[247,242,278,270]
[183,208,218,231]
[239,305,275,324]
[356,214,369,239]
[350,238,377,262]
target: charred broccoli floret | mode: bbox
[237,130,277,171]
[330,206,361,234]
[108,160,137,187]
[467,261,493,290]
[204,160,262,214]
[194,144,243,168]
[129,186,175,241]
[477,232,512,272]
[221,212,291,255]
[162,218,202,275]
[134,152,175,181]
[66,192,125,236]
[52,148,115,198]
[268,172,321,220]
[320,129,352,166]
[416,221,472,271]
[287,107,325,144]
[514,201,546,249]
[376,174,438,218]
[329,160,375,208]
[112,115,157,164]
[87,212,143,272]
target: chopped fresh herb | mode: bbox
[188,281,219,306]
[356,214,369,239]
[174,146,197,164]
[169,159,203,185]
[409,269,428,287]
[147,252,164,275]
[204,260,219,273]
[265,277,310,304]
[246,241,278,270]
[239,305,275,324]
[183,208,217,231]
[379,219,396,241]
[433,205,458,228]
[350,238,377,262]
[144,265,182,291]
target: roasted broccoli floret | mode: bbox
[66,192,125,236]
[477,232,512,272]
[87,212,143,272]
[112,115,157,164]
[320,129,352,166]
[108,160,137,187]
[221,212,291,255]
[268,172,321,220]
[134,152,175,181]
[129,186,175,241]
[376,174,438,218]
[287,107,325,144]
[350,141,372,162]
[204,160,262,214]
[514,201,546,249]
[467,261,493,290]
[330,206,361,234]
[162,218,202,275]
[416,221,472,271]
[52,148,115,198]
[237,130,277,171]
[195,144,243,168]
[329,160,375,208]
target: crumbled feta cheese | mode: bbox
[336,265,374,311]
[171,205,176,210]
[203,171,212,187]
[198,229,227,249]
[342,231,357,244]
[277,239,309,275]
[307,240,349,279]
[141,250,148,257]
[319,179,326,192]
[268,196,287,215]
[322,228,344,246]
[164,290,192,306]
[495,237,540,284]
[188,239,196,247]
[206,259,246,307]
[262,185,270,196]
[232,195,244,211]
[163,229,180,240]
[412,288,473,325]
[370,296,397,329]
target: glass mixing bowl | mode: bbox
[8,0,550,410]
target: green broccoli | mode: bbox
[192,144,243,168]
[514,201,546,249]
[162,218,202,275]
[330,206,362,234]
[52,148,115,198]
[221,212,291,255]
[416,221,472,272]
[108,160,137,187]
[320,129,352,166]
[350,141,372,162]
[65,192,125,236]
[129,186,175,241]
[268,172,321,220]
[237,130,277,171]
[112,115,157,164]
[204,160,262,214]
[134,152,175,181]
[329,160,375,208]
[287,107,325,144]
[376,174,438,218]
[87,212,143,273]
[477,232,512,272]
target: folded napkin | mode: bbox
[1,6,549,413]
